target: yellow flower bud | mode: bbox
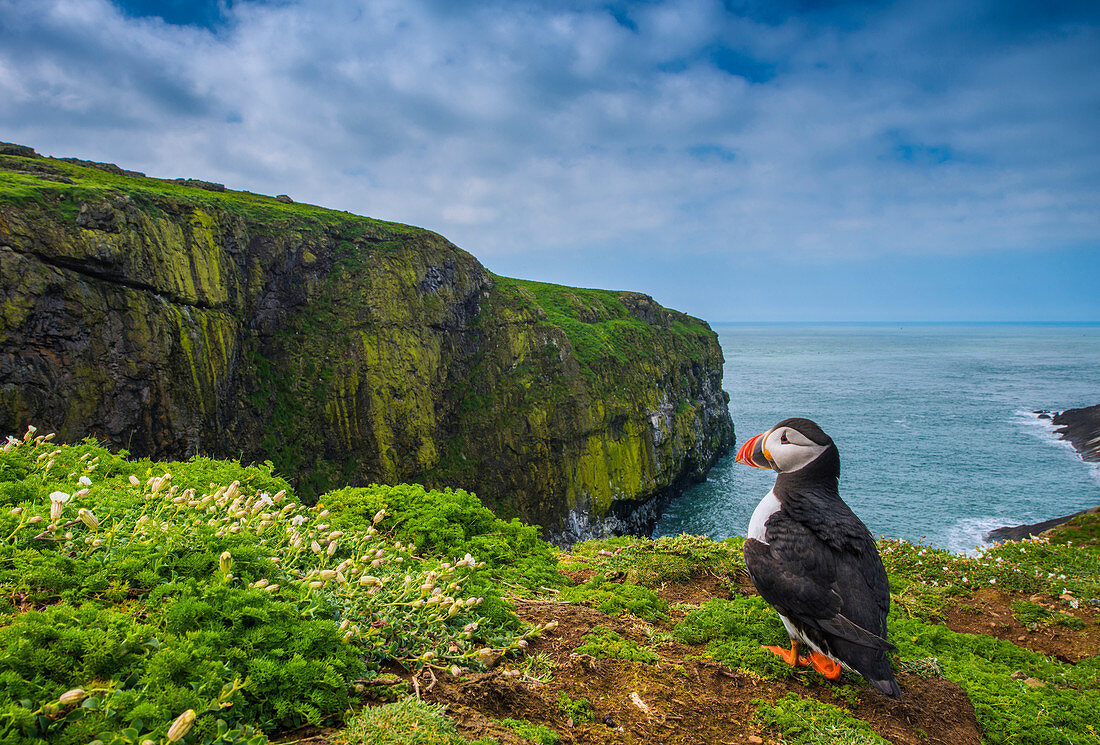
[78,508,99,529]
[219,551,233,574]
[166,709,196,742]
[58,688,85,706]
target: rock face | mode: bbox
[0,148,733,536]
[1051,404,1100,463]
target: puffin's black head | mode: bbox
[735,417,840,480]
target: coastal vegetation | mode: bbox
[3,427,1098,743]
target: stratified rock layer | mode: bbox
[0,147,733,534]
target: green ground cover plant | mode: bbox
[672,597,804,681]
[336,698,497,745]
[0,428,542,743]
[495,718,558,745]
[554,692,593,723]
[754,693,889,745]
[889,612,1100,744]
[566,534,743,587]
[559,576,669,622]
[573,626,659,664]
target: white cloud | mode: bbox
[1,0,1097,317]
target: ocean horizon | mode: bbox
[654,322,1100,554]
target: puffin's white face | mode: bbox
[735,421,830,474]
[760,425,828,473]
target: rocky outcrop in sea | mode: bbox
[0,144,734,538]
[986,404,1100,543]
[1050,404,1100,463]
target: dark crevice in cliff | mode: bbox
[2,244,226,311]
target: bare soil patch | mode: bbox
[940,588,1100,662]
[418,595,981,745]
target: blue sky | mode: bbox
[2,0,1098,322]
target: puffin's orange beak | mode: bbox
[735,431,772,469]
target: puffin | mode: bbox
[735,417,900,698]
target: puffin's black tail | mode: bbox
[871,674,901,698]
[841,644,901,698]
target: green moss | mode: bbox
[1011,599,1086,631]
[555,692,593,723]
[754,693,889,745]
[570,534,744,588]
[340,698,498,745]
[2,150,732,529]
[496,718,558,745]
[672,596,803,681]
[560,576,669,622]
[573,626,659,664]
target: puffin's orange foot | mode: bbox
[762,642,805,667]
[807,651,842,680]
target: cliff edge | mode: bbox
[0,144,733,537]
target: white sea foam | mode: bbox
[1013,408,1100,485]
[1013,409,1076,452]
[945,515,1012,556]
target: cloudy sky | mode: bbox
[2,0,1098,321]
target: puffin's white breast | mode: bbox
[747,489,781,544]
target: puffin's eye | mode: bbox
[780,433,789,444]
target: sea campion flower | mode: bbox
[128,475,140,486]
[49,491,70,521]
[78,475,92,486]
[77,509,99,529]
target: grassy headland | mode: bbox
[2,428,1098,744]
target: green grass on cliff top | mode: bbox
[0,152,418,235]
[494,276,715,372]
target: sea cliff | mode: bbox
[0,144,733,536]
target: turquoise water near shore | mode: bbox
[654,323,1100,553]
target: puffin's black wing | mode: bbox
[773,483,893,628]
[744,494,899,696]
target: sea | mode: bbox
[653,323,1100,554]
